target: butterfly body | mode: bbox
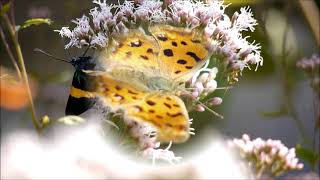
[65,56,102,115]
[66,25,213,142]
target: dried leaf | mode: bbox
[18,18,53,31]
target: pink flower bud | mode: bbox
[195,104,205,112]
[192,91,199,99]
[208,97,223,106]
[198,73,209,83]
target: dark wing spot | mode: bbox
[128,90,138,95]
[165,123,173,127]
[130,40,142,47]
[149,109,155,113]
[132,96,138,100]
[152,121,162,128]
[176,125,187,131]
[185,66,193,69]
[115,85,122,91]
[175,70,181,74]
[172,41,178,47]
[164,103,172,109]
[186,52,202,62]
[173,104,179,107]
[103,86,109,92]
[147,48,153,54]
[181,41,187,45]
[166,97,172,101]
[191,39,201,43]
[146,100,156,106]
[163,49,174,57]
[167,112,183,117]
[118,42,124,48]
[156,115,163,119]
[177,59,187,64]
[114,93,124,100]
[134,105,144,112]
[126,51,132,58]
[140,55,149,60]
[157,34,168,41]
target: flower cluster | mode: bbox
[56,0,263,73]
[296,54,320,92]
[228,134,303,178]
[296,54,320,71]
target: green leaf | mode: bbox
[57,116,86,125]
[18,18,53,30]
[0,2,11,16]
[296,144,319,169]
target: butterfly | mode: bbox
[66,25,213,142]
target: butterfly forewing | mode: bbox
[150,25,213,81]
[98,30,161,72]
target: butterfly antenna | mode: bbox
[179,88,224,119]
[222,82,232,98]
[66,49,72,59]
[197,100,224,119]
[34,48,70,63]
[82,45,91,57]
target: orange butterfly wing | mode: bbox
[91,72,190,142]
[98,30,160,71]
[150,25,213,80]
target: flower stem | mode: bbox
[1,14,41,133]
[0,26,22,79]
[298,0,320,47]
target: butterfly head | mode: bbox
[70,56,97,71]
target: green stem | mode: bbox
[0,25,22,79]
[280,12,307,142]
[2,14,41,133]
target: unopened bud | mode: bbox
[195,104,205,112]
[208,97,223,106]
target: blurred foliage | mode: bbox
[0,1,10,16]
[296,144,319,171]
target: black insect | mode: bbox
[35,48,101,115]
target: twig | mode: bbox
[0,26,22,79]
[1,14,41,133]
[298,0,320,47]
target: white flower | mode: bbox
[72,15,90,37]
[90,32,108,47]
[233,7,257,32]
[54,27,72,38]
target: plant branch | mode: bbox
[0,25,22,79]
[1,14,41,133]
[298,0,320,47]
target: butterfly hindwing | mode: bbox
[92,72,190,142]
[126,93,190,142]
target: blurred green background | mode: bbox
[1,0,319,176]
